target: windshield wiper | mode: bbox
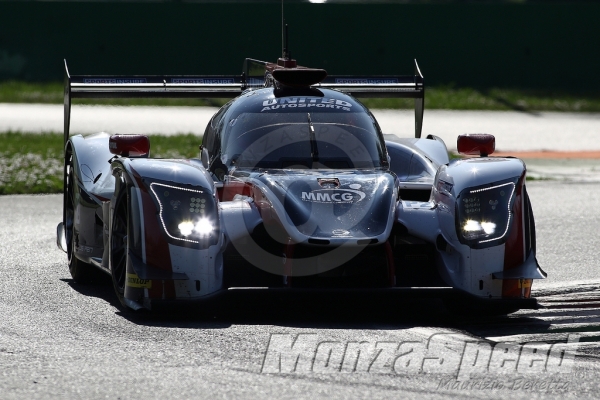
[307,113,319,165]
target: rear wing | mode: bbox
[64,58,425,148]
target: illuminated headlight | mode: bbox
[193,218,214,235]
[456,180,516,248]
[178,218,213,237]
[463,220,497,238]
[149,182,217,245]
[178,221,194,236]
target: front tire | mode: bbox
[110,184,129,307]
[65,152,97,283]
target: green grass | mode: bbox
[2,80,600,112]
[0,131,543,195]
[0,132,203,195]
[362,86,600,112]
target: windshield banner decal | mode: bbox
[261,97,352,112]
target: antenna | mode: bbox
[276,0,296,68]
[283,24,290,60]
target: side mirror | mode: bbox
[200,145,210,169]
[109,134,150,158]
[457,134,495,157]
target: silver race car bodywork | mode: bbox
[57,56,546,313]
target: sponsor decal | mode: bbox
[335,78,399,84]
[76,245,94,254]
[261,97,353,112]
[301,188,366,204]
[261,333,581,380]
[83,78,147,84]
[171,78,235,84]
[127,273,152,289]
[518,279,532,289]
[332,229,351,237]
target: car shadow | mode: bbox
[62,276,122,310]
[121,296,453,330]
[63,277,558,338]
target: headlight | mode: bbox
[149,182,217,245]
[456,179,516,248]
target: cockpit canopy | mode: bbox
[206,88,388,173]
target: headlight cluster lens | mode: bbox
[149,182,217,244]
[457,180,516,247]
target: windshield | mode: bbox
[221,110,385,169]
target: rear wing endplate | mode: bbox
[316,60,425,138]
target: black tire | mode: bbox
[65,153,97,283]
[110,183,129,307]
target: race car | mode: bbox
[56,53,546,314]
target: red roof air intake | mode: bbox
[457,134,495,157]
[109,134,150,158]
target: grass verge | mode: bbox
[7,131,559,196]
[2,81,600,112]
[0,131,203,195]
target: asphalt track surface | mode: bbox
[1,181,600,399]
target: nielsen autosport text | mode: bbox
[57,54,546,313]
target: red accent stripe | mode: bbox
[130,168,174,300]
[142,188,174,300]
[131,170,172,273]
[221,181,252,201]
[502,172,527,298]
[140,190,173,270]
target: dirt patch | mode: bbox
[492,151,600,159]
